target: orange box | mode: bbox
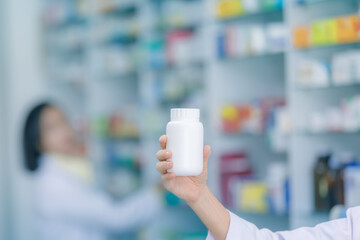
[293,26,311,49]
[336,15,359,43]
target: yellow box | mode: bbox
[324,19,337,44]
[222,105,239,121]
[240,181,268,213]
[311,20,328,46]
[217,0,244,19]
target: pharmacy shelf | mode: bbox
[45,17,88,30]
[94,136,141,143]
[158,23,202,33]
[47,79,86,89]
[145,61,205,74]
[218,52,285,62]
[297,82,360,91]
[297,131,360,136]
[100,5,137,16]
[41,0,207,238]
[46,49,86,57]
[138,0,210,237]
[102,71,139,81]
[208,0,289,232]
[294,0,357,7]
[294,42,360,52]
[218,9,283,23]
[102,35,139,46]
[221,132,265,137]
[287,0,360,229]
[41,0,360,236]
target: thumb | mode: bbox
[203,145,211,171]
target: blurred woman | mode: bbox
[156,135,360,240]
[23,102,163,240]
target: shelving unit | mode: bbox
[138,0,210,238]
[42,0,209,239]
[219,52,285,62]
[41,0,90,144]
[218,8,283,22]
[40,0,360,238]
[298,82,360,90]
[295,0,357,7]
[204,0,290,231]
[286,0,360,228]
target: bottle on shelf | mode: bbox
[220,151,252,206]
[266,162,289,215]
[344,155,360,207]
[329,153,345,206]
[314,150,335,211]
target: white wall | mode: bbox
[0,89,8,240]
[0,0,9,238]
[4,0,45,239]
[0,67,7,240]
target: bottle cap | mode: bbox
[171,108,200,121]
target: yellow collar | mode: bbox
[52,154,94,184]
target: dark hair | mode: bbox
[23,102,52,172]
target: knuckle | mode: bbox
[156,150,162,159]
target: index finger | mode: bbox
[159,135,167,150]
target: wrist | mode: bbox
[186,184,210,208]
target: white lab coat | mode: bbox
[207,206,360,240]
[34,155,162,240]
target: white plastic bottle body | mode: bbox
[166,119,204,176]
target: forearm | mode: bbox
[187,186,230,240]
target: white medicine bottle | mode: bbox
[166,108,204,176]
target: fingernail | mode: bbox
[165,151,170,157]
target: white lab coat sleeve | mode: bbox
[41,182,164,232]
[206,207,360,240]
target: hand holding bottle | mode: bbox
[155,135,211,204]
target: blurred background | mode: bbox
[1,0,360,239]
